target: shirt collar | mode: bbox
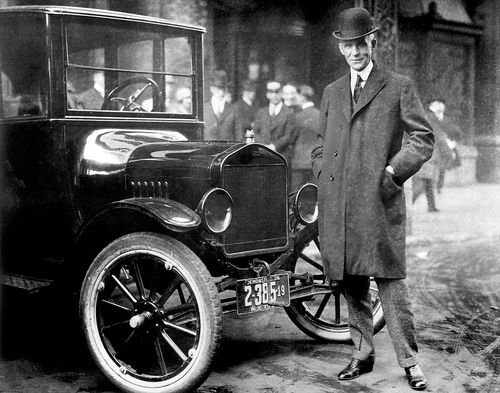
[350,61,374,91]
[242,96,252,106]
[269,101,283,115]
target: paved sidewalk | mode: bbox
[407,183,500,246]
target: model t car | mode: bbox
[0,6,384,393]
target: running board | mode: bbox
[1,273,53,293]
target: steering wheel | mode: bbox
[101,77,161,112]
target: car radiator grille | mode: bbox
[221,164,288,256]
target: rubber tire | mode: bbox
[80,232,221,393]
[285,224,385,342]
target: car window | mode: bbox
[0,15,48,118]
[65,19,194,115]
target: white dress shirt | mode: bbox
[350,61,374,96]
[269,101,283,116]
[211,96,225,116]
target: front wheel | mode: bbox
[80,232,221,393]
[285,224,385,342]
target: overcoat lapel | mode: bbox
[339,75,351,122]
[352,67,386,119]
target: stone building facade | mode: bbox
[1,0,498,183]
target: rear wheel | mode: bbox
[285,224,385,342]
[80,232,221,393]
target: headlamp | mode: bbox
[293,183,318,225]
[197,188,233,234]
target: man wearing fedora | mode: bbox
[253,81,296,169]
[204,70,237,141]
[311,7,434,390]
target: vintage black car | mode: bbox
[0,6,384,393]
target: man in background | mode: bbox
[253,81,296,170]
[78,71,105,110]
[233,79,257,139]
[291,85,319,190]
[282,82,301,112]
[428,98,462,193]
[204,70,237,141]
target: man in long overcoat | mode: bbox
[311,8,434,390]
[204,70,237,141]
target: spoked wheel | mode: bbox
[285,224,385,342]
[80,232,221,393]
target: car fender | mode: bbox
[81,197,201,235]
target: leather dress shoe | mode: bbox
[338,355,374,380]
[405,365,428,390]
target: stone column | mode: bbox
[475,0,500,183]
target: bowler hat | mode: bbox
[211,70,228,89]
[333,7,379,41]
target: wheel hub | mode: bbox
[130,301,161,330]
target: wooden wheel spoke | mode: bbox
[163,320,197,337]
[157,276,183,307]
[160,330,188,361]
[101,319,130,332]
[162,302,195,317]
[115,329,138,358]
[100,299,133,313]
[315,293,331,319]
[154,337,168,375]
[334,292,341,325]
[131,261,146,300]
[111,274,137,305]
[299,252,323,271]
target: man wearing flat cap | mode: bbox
[311,7,434,390]
[253,81,296,169]
[204,70,237,141]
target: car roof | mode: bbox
[0,5,206,33]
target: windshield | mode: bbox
[65,18,195,116]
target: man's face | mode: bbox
[282,85,298,105]
[267,90,282,105]
[210,86,226,100]
[339,37,374,72]
[429,101,445,121]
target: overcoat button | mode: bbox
[339,125,343,130]
[329,175,335,181]
[334,151,338,157]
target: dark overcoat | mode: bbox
[204,101,237,141]
[233,98,257,139]
[253,104,296,163]
[292,105,320,170]
[311,66,434,280]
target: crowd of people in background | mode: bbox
[204,69,319,190]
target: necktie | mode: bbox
[353,74,363,104]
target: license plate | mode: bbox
[236,273,290,315]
